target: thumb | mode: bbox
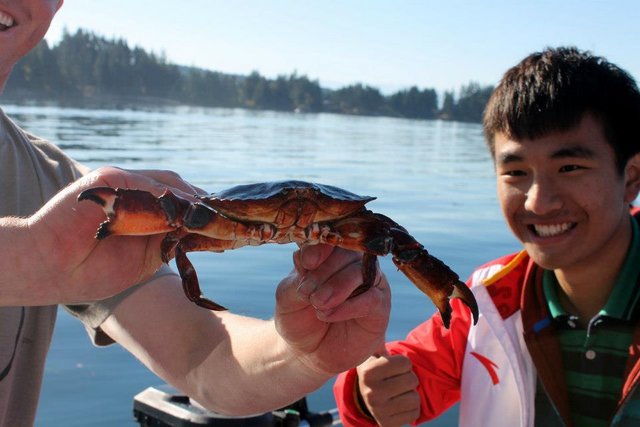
[372,341,390,358]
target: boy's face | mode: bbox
[494,114,640,274]
[0,0,62,89]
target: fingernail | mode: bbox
[296,278,316,299]
[300,244,325,270]
[315,307,335,320]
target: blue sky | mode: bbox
[46,1,640,95]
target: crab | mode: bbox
[79,180,478,328]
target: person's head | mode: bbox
[0,0,63,91]
[485,47,640,273]
[483,46,640,174]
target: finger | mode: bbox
[389,389,421,413]
[360,355,415,385]
[297,243,335,270]
[313,265,389,315]
[308,256,367,310]
[274,252,312,312]
[131,169,199,195]
[364,385,420,427]
[375,371,420,397]
[88,167,198,199]
[315,281,389,325]
[82,167,168,198]
[377,404,421,427]
[364,379,420,427]
[295,248,362,304]
[382,391,421,425]
[292,248,305,273]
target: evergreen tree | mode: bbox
[453,82,493,123]
[3,28,492,123]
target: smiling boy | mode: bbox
[495,112,639,321]
[334,47,640,427]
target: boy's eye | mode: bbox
[502,169,526,177]
[559,165,583,173]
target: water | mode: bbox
[5,104,521,426]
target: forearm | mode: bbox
[102,277,331,416]
[189,312,331,414]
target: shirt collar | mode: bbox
[543,215,640,321]
[602,215,640,319]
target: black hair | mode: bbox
[483,47,640,172]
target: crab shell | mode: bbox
[199,180,376,227]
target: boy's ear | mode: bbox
[624,152,640,204]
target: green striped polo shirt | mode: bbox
[543,217,640,427]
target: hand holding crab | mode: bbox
[79,180,478,328]
[276,243,391,374]
[5,166,202,306]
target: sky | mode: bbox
[45,1,640,95]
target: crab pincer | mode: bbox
[373,213,478,328]
[78,187,190,238]
[393,249,478,328]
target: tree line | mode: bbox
[4,29,493,123]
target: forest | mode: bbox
[4,29,493,123]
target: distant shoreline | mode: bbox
[5,29,493,123]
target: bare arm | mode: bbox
[102,244,391,415]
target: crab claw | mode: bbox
[449,279,479,327]
[78,187,179,239]
[393,250,479,329]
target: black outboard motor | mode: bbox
[133,385,339,427]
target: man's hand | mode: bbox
[356,349,421,427]
[2,166,200,306]
[275,244,391,377]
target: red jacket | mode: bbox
[334,211,640,427]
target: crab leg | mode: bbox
[347,253,380,298]
[174,246,227,311]
[306,215,393,255]
[309,211,478,327]
[382,216,479,328]
[305,211,478,327]
[393,250,478,328]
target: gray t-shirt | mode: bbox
[0,108,171,426]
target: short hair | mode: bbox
[483,46,640,172]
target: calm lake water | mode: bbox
[5,104,521,426]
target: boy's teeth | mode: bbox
[0,11,14,29]
[534,223,572,237]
